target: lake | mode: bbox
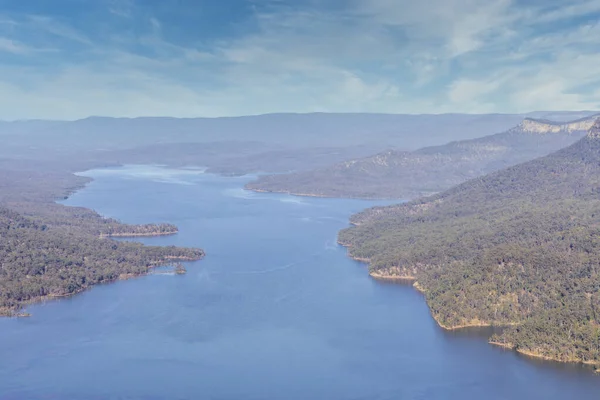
[1,165,599,400]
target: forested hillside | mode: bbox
[247,115,598,199]
[0,208,203,316]
[339,119,600,368]
[0,165,203,316]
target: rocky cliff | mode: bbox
[516,114,599,134]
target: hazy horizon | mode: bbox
[1,109,599,123]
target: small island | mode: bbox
[174,263,187,275]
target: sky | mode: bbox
[0,0,599,119]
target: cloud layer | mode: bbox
[0,0,599,119]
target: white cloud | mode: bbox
[445,50,600,112]
[0,37,31,54]
[26,15,92,45]
[0,36,57,54]
[0,63,225,120]
[353,0,516,57]
[535,0,600,23]
[448,79,502,105]
[108,0,135,18]
[0,0,599,118]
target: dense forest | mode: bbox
[339,120,600,368]
[247,115,597,199]
[0,163,203,316]
[0,208,203,316]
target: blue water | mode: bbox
[1,165,599,400]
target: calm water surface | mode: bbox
[1,165,599,400]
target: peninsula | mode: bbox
[0,167,204,317]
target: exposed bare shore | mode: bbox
[99,230,178,238]
[433,316,497,331]
[246,187,330,198]
[490,342,600,373]
[245,186,402,201]
[369,271,416,281]
[341,248,420,283]
[413,281,426,293]
[164,255,202,261]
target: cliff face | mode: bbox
[517,114,599,134]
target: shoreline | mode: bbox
[0,167,206,319]
[100,230,178,238]
[490,342,600,373]
[2,254,204,318]
[369,271,416,281]
[339,239,600,372]
[339,242,510,331]
[433,315,498,331]
[246,187,331,198]
[340,245,419,284]
[245,186,407,201]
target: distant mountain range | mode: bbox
[247,113,600,199]
[1,113,535,151]
[338,118,600,368]
[2,112,597,177]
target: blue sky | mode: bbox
[0,0,599,119]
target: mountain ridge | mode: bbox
[516,113,599,134]
[246,114,599,199]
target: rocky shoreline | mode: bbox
[245,187,331,198]
[99,230,178,238]
[490,341,600,373]
[245,186,405,201]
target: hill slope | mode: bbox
[338,119,600,368]
[0,207,204,316]
[0,166,204,316]
[247,114,599,199]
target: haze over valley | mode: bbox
[4,112,600,398]
[247,114,600,199]
[3,0,600,398]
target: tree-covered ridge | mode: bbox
[0,165,204,316]
[0,207,203,316]
[0,168,177,236]
[246,115,597,199]
[339,120,600,367]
